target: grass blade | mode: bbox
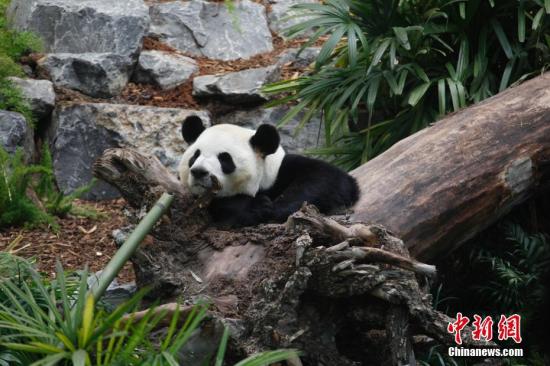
[215,327,230,366]
[491,19,513,59]
[518,1,525,43]
[408,82,430,107]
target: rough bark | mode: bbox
[351,73,550,261]
[93,148,492,366]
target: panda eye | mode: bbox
[188,149,200,167]
[218,152,236,174]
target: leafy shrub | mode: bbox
[0,0,41,125]
[0,253,299,366]
[0,146,55,229]
[265,0,550,169]
[472,222,550,312]
[435,219,550,364]
[0,78,33,124]
[35,145,96,218]
[0,145,96,230]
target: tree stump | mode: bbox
[93,148,492,365]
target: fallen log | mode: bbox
[351,72,550,261]
[93,148,492,365]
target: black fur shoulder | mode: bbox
[261,154,360,221]
[209,154,359,227]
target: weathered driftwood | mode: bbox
[351,72,550,261]
[94,148,492,366]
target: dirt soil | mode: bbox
[116,35,320,109]
[0,199,135,283]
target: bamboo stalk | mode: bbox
[89,192,174,301]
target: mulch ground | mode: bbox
[0,199,135,283]
[116,35,321,109]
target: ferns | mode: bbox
[0,145,96,230]
[473,222,550,311]
[35,145,95,218]
[0,146,54,228]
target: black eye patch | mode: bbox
[218,152,236,174]
[188,149,200,167]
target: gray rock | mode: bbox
[268,0,318,37]
[7,0,149,56]
[87,271,137,308]
[149,0,273,61]
[133,50,198,90]
[7,77,55,119]
[48,103,210,200]
[219,106,322,153]
[38,53,133,98]
[193,66,279,104]
[276,47,320,69]
[0,110,34,162]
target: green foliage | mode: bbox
[0,145,96,230]
[0,55,22,79]
[0,146,55,229]
[471,222,550,311]
[0,0,42,61]
[0,0,41,125]
[0,78,33,124]
[35,145,96,219]
[0,253,299,365]
[435,216,550,364]
[265,0,550,169]
[0,259,205,365]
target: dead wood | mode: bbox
[94,148,494,366]
[351,72,550,261]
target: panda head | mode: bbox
[178,115,285,197]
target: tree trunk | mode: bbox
[93,149,491,366]
[351,72,550,261]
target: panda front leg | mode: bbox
[208,194,274,228]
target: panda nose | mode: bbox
[190,168,208,179]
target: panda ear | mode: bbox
[181,115,206,144]
[250,124,280,157]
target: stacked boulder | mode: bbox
[4,0,320,200]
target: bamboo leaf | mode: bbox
[491,19,514,59]
[366,75,381,114]
[55,332,76,352]
[447,78,460,111]
[393,27,410,50]
[78,295,94,348]
[518,1,526,43]
[532,8,544,30]
[316,27,346,67]
[71,350,88,366]
[233,350,301,366]
[161,352,179,366]
[499,60,515,92]
[408,82,431,107]
[371,39,391,69]
[456,38,469,79]
[438,79,446,116]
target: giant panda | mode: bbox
[177,115,360,227]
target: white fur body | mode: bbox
[178,124,285,197]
